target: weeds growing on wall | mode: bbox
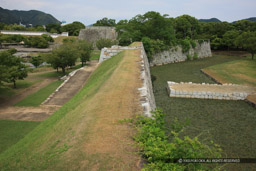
[134,109,222,171]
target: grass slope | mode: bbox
[151,54,256,170]
[203,59,256,87]
[0,120,40,154]
[15,80,63,106]
[0,52,125,170]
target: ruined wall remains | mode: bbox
[167,81,255,100]
[78,26,118,49]
[150,41,212,66]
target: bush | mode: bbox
[134,109,222,171]
[190,39,196,48]
[96,38,117,50]
[0,34,26,43]
[180,39,191,53]
[142,37,168,61]
[193,53,198,60]
[187,54,193,60]
[41,34,54,42]
[24,36,49,48]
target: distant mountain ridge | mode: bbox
[199,17,256,23]
[199,18,221,23]
[0,7,61,26]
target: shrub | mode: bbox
[180,39,191,53]
[0,34,25,43]
[193,53,198,60]
[96,38,117,50]
[142,37,168,61]
[41,34,54,42]
[134,109,222,171]
[190,39,196,48]
[187,54,193,60]
[24,36,49,48]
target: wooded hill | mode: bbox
[0,7,60,26]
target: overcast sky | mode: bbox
[1,0,255,25]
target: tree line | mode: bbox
[94,12,256,59]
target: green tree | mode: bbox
[222,30,240,50]
[93,17,116,26]
[175,15,199,39]
[234,20,256,32]
[30,56,43,68]
[41,34,54,42]
[45,44,79,73]
[0,51,27,88]
[46,23,61,33]
[76,41,93,66]
[96,38,117,50]
[61,21,85,36]
[236,31,256,60]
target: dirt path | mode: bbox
[0,106,59,121]
[0,78,57,107]
[43,60,98,106]
[0,60,98,121]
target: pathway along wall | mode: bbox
[150,41,212,66]
[98,43,156,117]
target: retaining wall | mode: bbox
[167,81,252,100]
[78,27,118,49]
[151,41,212,66]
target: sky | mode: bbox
[1,0,256,25]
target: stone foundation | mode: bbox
[167,81,256,100]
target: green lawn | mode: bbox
[0,120,40,154]
[90,50,101,60]
[15,80,63,107]
[0,79,41,101]
[151,54,256,170]
[0,52,124,170]
[203,59,256,87]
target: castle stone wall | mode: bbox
[78,26,118,49]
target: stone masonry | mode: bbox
[78,26,118,49]
[151,41,212,66]
[167,81,256,100]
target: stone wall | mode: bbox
[150,41,212,66]
[139,43,156,117]
[78,26,118,49]
[167,81,253,100]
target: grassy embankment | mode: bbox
[151,54,256,170]
[0,49,140,170]
[0,120,40,154]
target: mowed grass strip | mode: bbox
[202,59,256,87]
[15,80,63,107]
[90,50,101,60]
[0,52,124,170]
[151,54,256,170]
[0,120,40,154]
